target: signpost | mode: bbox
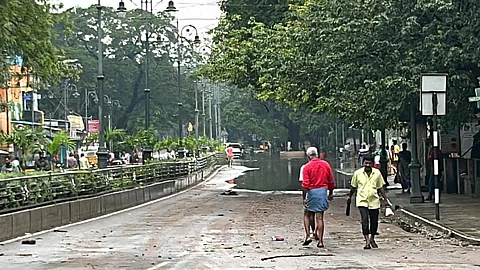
[468,88,480,109]
[421,73,447,221]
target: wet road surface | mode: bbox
[0,165,479,269]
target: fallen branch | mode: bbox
[261,253,334,261]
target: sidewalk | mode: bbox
[389,191,480,243]
[335,166,480,244]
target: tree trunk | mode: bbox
[287,122,301,151]
[116,68,144,129]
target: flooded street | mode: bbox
[234,153,306,191]
[233,153,352,191]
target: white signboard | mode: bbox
[420,93,446,115]
[420,74,447,116]
[421,75,447,92]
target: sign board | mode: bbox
[67,115,84,131]
[468,96,480,102]
[440,129,459,154]
[460,123,480,159]
[420,74,447,116]
[468,88,480,109]
[88,120,100,133]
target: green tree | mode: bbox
[105,128,126,152]
[0,1,68,82]
[51,5,199,135]
[44,131,75,171]
[204,0,480,133]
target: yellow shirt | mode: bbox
[393,145,400,161]
[351,167,385,209]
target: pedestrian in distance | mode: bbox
[226,144,234,167]
[301,147,335,248]
[398,143,412,193]
[347,154,391,250]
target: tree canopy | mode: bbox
[202,0,480,131]
[48,5,199,135]
[0,0,67,82]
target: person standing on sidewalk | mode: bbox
[398,143,412,193]
[347,155,390,250]
[225,145,234,167]
[302,147,335,248]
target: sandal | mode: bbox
[363,244,371,250]
[302,238,313,246]
[317,242,325,248]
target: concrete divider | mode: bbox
[0,214,13,241]
[0,165,218,242]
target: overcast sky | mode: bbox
[57,0,221,37]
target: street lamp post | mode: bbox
[409,99,424,203]
[201,82,206,137]
[96,0,109,169]
[103,95,121,152]
[194,81,199,138]
[208,87,213,140]
[165,2,200,157]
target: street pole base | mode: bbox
[409,194,424,204]
[97,149,110,169]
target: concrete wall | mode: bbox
[0,165,217,242]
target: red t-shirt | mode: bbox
[301,158,335,191]
[226,147,233,157]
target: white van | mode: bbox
[226,143,244,159]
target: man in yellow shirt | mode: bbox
[347,155,390,249]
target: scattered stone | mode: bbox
[53,229,68,233]
[21,240,36,245]
[0,253,4,256]
[218,214,224,216]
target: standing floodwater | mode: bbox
[234,154,307,191]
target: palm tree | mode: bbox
[44,131,75,171]
[0,127,45,168]
[104,128,126,152]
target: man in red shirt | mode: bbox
[302,147,335,248]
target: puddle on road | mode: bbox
[232,155,306,191]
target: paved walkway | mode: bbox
[389,191,480,242]
[335,165,480,243]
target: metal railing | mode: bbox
[0,154,218,212]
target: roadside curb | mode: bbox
[398,208,480,245]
